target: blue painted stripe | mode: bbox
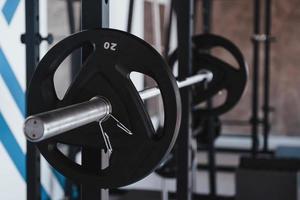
[0,114,25,176]
[53,170,78,199]
[2,0,20,24]
[0,114,51,199]
[41,187,50,200]
[52,169,66,189]
[0,49,65,197]
[0,49,25,116]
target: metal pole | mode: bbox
[152,0,162,52]
[174,0,194,199]
[127,0,135,33]
[65,1,81,197]
[251,0,261,157]
[202,0,216,197]
[66,0,76,33]
[140,72,212,99]
[81,0,109,199]
[163,0,174,58]
[202,0,212,33]
[66,0,81,78]
[24,0,41,199]
[262,0,272,152]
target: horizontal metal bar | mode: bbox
[140,70,212,100]
[24,71,213,142]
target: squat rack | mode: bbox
[251,0,274,156]
[24,0,40,198]
[197,0,274,158]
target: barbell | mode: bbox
[24,28,247,188]
[25,70,212,142]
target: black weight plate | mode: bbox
[155,145,177,178]
[28,28,181,188]
[156,34,247,178]
[192,34,248,116]
[168,33,248,116]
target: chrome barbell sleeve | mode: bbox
[24,97,111,142]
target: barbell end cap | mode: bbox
[24,116,45,142]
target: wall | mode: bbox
[196,0,300,136]
[0,0,63,199]
[145,0,300,136]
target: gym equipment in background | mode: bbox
[169,33,248,117]
[156,33,247,178]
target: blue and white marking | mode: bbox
[0,0,63,199]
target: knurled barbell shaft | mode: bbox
[24,71,213,142]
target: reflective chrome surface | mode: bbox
[24,97,111,142]
[140,70,213,100]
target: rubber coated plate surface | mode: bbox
[169,33,248,116]
[28,29,181,188]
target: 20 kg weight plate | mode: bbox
[27,29,181,188]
